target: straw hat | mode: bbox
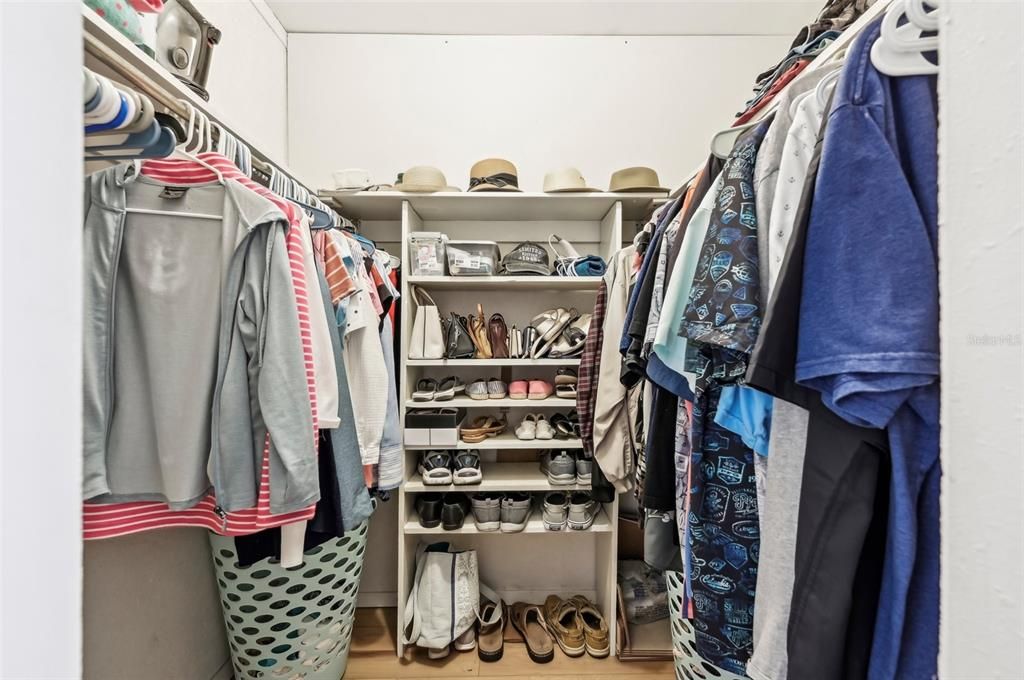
[400,166,449,193]
[468,158,521,192]
[608,166,668,193]
[543,167,598,193]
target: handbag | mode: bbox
[444,312,476,359]
[469,304,493,359]
[409,286,444,359]
[508,325,522,359]
[488,313,509,359]
[402,542,480,651]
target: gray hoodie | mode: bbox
[83,166,319,513]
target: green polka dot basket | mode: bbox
[209,521,369,680]
[665,570,748,680]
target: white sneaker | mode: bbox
[535,414,555,440]
[515,414,537,440]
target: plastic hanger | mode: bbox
[871,0,940,76]
[814,66,843,109]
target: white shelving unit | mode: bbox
[363,192,632,657]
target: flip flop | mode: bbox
[434,376,465,401]
[412,378,438,401]
[555,384,578,399]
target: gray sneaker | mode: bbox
[542,492,569,531]
[500,492,532,533]
[471,492,502,532]
[568,492,598,530]
[575,457,593,485]
[540,450,576,485]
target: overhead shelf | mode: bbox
[404,506,612,535]
[406,275,601,291]
[319,191,664,222]
[403,461,591,493]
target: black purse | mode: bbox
[444,312,476,359]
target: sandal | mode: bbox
[412,378,438,401]
[555,383,577,399]
[549,413,575,440]
[510,603,554,664]
[434,376,465,401]
[418,451,453,485]
[529,308,574,358]
[477,594,506,662]
[453,450,483,485]
[555,367,578,386]
[460,416,507,443]
[515,414,538,440]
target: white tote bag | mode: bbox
[409,285,444,359]
[402,543,479,651]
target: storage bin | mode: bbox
[408,232,447,276]
[445,240,501,276]
[665,570,746,680]
[404,408,464,447]
[210,518,370,680]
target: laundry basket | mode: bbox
[665,570,748,680]
[209,521,370,680]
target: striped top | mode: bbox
[84,154,319,540]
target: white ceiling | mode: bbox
[266,0,824,36]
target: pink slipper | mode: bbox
[509,380,529,400]
[528,380,554,400]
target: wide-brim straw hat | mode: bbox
[400,166,449,193]
[608,166,668,193]
[468,158,521,192]
[544,167,599,193]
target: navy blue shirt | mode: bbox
[795,21,940,680]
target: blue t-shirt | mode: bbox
[713,385,773,456]
[795,21,939,680]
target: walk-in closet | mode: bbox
[0,1,1021,679]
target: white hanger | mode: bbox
[815,66,843,109]
[871,0,940,76]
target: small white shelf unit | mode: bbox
[344,191,635,657]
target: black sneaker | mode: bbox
[441,493,472,531]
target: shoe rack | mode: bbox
[325,190,659,658]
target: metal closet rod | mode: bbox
[83,28,306,195]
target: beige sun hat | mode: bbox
[468,158,521,192]
[608,166,668,193]
[543,167,599,193]
[399,166,448,193]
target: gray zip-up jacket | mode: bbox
[83,166,319,513]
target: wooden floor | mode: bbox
[345,608,676,680]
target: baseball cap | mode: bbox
[499,241,550,276]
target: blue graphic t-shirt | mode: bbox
[795,20,940,680]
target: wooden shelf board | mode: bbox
[406,396,576,408]
[405,434,583,450]
[406,275,601,291]
[404,506,611,535]
[403,461,591,493]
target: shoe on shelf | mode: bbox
[453,625,477,652]
[418,451,453,485]
[486,378,508,399]
[535,414,555,440]
[510,603,554,664]
[515,413,538,440]
[500,492,532,533]
[509,379,529,400]
[477,597,505,662]
[412,378,438,401]
[568,492,598,531]
[549,412,575,439]
[471,492,502,532]
[540,450,577,486]
[528,380,554,400]
[434,375,465,401]
[555,367,578,386]
[467,379,490,401]
[453,450,483,485]
[542,491,569,531]
[460,415,507,443]
[575,457,593,485]
[441,493,471,530]
[567,595,610,658]
[555,383,577,399]
[549,313,592,358]
[415,492,443,528]
[543,595,586,658]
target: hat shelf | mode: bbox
[395,194,623,659]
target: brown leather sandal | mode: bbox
[460,416,507,443]
[510,602,554,664]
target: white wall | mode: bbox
[193,0,289,160]
[287,34,793,193]
[0,2,82,678]
[938,1,1024,677]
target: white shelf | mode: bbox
[404,461,592,493]
[404,506,612,535]
[405,434,583,450]
[407,358,581,367]
[406,275,601,291]
[406,396,576,408]
[320,191,665,222]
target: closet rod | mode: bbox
[666,0,894,199]
[82,7,314,202]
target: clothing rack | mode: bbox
[82,5,318,210]
[667,0,893,199]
